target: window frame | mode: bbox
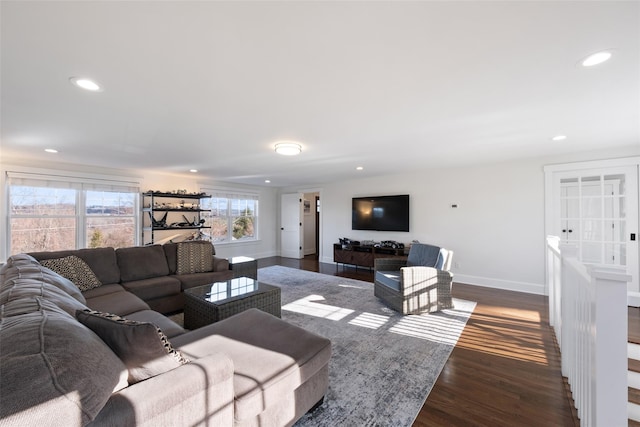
[5,170,140,255]
[201,189,259,245]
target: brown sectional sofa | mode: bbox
[0,244,331,426]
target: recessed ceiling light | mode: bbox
[189,169,198,173]
[69,77,103,92]
[274,142,302,156]
[552,135,567,141]
[265,180,271,183]
[44,148,58,153]
[356,166,364,171]
[581,51,613,67]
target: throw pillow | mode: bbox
[39,255,102,292]
[176,241,214,275]
[76,309,189,384]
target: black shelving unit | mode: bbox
[141,191,212,245]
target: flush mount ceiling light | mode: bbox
[69,77,103,92]
[274,142,302,156]
[265,179,271,183]
[581,50,613,67]
[552,135,567,141]
[356,166,364,171]
[189,169,198,173]
[44,148,58,153]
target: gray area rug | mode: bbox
[257,266,476,427]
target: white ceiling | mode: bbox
[1,1,639,187]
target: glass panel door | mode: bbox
[556,166,638,293]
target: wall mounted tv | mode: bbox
[352,194,410,232]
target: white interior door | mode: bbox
[280,193,303,259]
[554,166,639,295]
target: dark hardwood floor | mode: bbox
[258,255,580,427]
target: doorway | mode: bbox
[544,158,639,302]
[303,192,320,259]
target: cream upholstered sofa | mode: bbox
[0,251,331,426]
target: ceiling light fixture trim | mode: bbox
[69,76,103,92]
[581,50,613,67]
[274,142,302,156]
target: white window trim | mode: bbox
[3,167,141,259]
[200,186,260,245]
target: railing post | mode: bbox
[591,267,629,427]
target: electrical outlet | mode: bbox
[453,261,460,269]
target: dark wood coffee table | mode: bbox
[183,277,281,329]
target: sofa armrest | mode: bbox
[212,256,229,272]
[400,267,453,308]
[89,353,234,427]
[374,258,407,272]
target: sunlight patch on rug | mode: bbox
[282,294,355,321]
[257,265,476,427]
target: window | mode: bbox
[201,191,258,243]
[6,172,139,254]
[86,190,137,249]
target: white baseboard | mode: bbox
[629,342,640,360]
[453,274,545,295]
[629,370,640,389]
[630,402,640,423]
[629,291,640,307]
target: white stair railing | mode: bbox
[546,236,629,427]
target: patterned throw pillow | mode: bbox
[176,242,214,275]
[76,309,189,384]
[40,255,102,292]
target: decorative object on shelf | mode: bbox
[149,211,168,228]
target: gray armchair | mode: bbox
[374,243,453,314]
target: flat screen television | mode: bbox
[352,194,409,232]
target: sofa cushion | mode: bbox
[176,241,214,274]
[124,309,185,338]
[40,255,102,291]
[164,241,217,275]
[29,247,121,285]
[121,276,182,302]
[174,270,234,291]
[374,270,401,291]
[76,309,189,384]
[173,308,332,422]
[40,267,87,303]
[1,256,86,304]
[0,310,129,426]
[406,243,441,267]
[116,245,170,282]
[83,288,150,317]
[82,283,128,299]
[0,278,89,317]
[0,296,73,318]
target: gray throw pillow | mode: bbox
[40,255,102,292]
[76,309,189,384]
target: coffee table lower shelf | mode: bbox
[183,279,281,330]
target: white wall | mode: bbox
[316,148,640,295]
[319,158,546,294]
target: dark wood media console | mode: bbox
[333,243,407,271]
